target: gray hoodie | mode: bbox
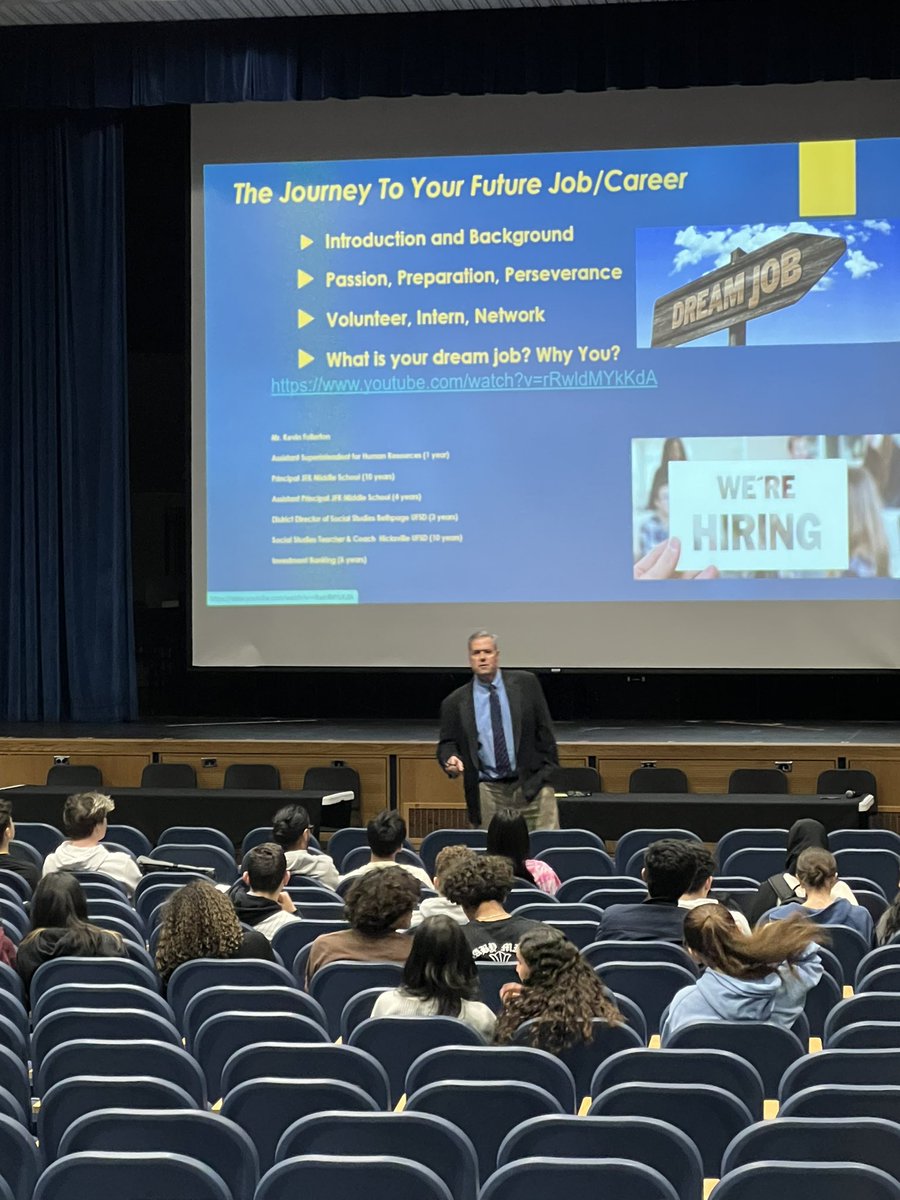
[42,841,142,896]
[660,944,822,1043]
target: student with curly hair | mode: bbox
[494,925,622,1053]
[441,854,541,964]
[410,844,473,928]
[305,864,421,983]
[372,914,496,1037]
[17,873,126,999]
[155,879,273,984]
[660,904,823,1042]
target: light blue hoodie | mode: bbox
[660,944,822,1044]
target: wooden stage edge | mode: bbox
[1,721,897,839]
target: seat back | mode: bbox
[308,961,404,1038]
[592,1046,764,1119]
[348,1015,486,1105]
[57,1109,256,1200]
[8,822,63,858]
[37,1077,197,1163]
[711,1161,900,1200]
[406,1045,576,1113]
[0,1111,40,1200]
[833,849,900,900]
[533,847,614,881]
[7,842,41,869]
[46,764,102,787]
[36,1038,206,1104]
[628,769,688,793]
[780,1049,900,1102]
[665,1019,805,1097]
[589,1080,753,1177]
[592,962,697,1036]
[339,846,426,876]
[32,984,172,1028]
[804,970,843,1037]
[165,958,296,1024]
[148,843,237,883]
[496,1114,702,1200]
[0,1044,31,1119]
[817,769,877,799]
[140,763,197,788]
[157,827,234,855]
[584,940,696,974]
[779,1084,900,1124]
[614,828,699,873]
[828,1022,900,1049]
[223,763,281,790]
[256,1155,451,1200]
[30,957,159,1006]
[481,1158,681,1200]
[183,984,327,1045]
[194,1010,330,1099]
[32,1151,231,1200]
[273,1112,478,1200]
[31,1008,180,1075]
[0,871,31,902]
[303,766,361,829]
[220,1042,389,1108]
[830,828,900,853]
[720,847,788,881]
[857,945,900,990]
[824,924,874,982]
[548,766,602,794]
[221,1077,379,1172]
[339,987,391,1041]
[728,769,788,794]
[418,829,487,876]
[406,1079,563,1185]
[722,1116,900,1184]
[716,829,789,864]
[511,1018,644,1102]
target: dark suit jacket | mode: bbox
[437,669,559,824]
[596,899,688,943]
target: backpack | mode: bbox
[766,873,804,905]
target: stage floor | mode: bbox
[1,718,898,746]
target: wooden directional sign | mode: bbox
[651,232,846,348]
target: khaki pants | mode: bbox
[478,780,559,831]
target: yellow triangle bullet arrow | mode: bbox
[297,309,314,329]
[297,269,313,289]
[299,235,314,251]
[297,350,314,369]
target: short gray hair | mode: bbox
[467,630,499,651]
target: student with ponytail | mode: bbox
[494,924,622,1053]
[660,904,824,1042]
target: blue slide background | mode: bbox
[202,140,900,606]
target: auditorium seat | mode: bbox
[779,1083,900,1123]
[222,763,281,790]
[182,985,327,1046]
[779,1049,900,1103]
[533,846,614,881]
[165,958,296,1025]
[496,1115,702,1200]
[592,962,696,1036]
[614,828,699,873]
[339,845,427,876]
[9,823,63,859]
[33,1152,231,1200]
[220,1043,389,1109]
[829,827,900,853]
[628,769,689,794]
[727,769,788,794]
[30,957,160,1007]
[592,1047,764,1120]
[722,1117,900,1185]
[719,847,786,881]
[308,961,404,1038]
[339,988,392,1041]
[716,829,789,864]
[148,843,237,884]
[480,1158,680,1200]
[710,1162,900,1200]
[194,1011,331,1100]
[0,1111,40,1200]
[256,1155,452,1200]
[32,984,172,1028]
[665,1020,806,1097]
[157,827,235,855]
[36,1038,206,1105]
[418,829,487,875]
[406,1045,576,1114]
[833,849,900,901]
[140,763,197,788]
[529,827,607,855]
[856,945,900,989]
[349,1015,486,1105]
[273,1112,478,1200]
[513,1018,644,1099]
[583,940,697,975]
[0,1046,31,1121]
[303,766,361,831]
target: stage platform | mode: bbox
[1,718,897,839]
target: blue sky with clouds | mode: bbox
[635,217,900,346]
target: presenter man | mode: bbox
[437,631,559,830]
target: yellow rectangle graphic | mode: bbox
[799,140,856,217]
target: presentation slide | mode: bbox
[191,91,900,669]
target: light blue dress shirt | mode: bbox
[473,668,517,779]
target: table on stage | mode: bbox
[0,786,326,844]
[557,792,869,842]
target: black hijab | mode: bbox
[784,818,829,875]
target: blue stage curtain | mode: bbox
[0,112,136,721]
[0,0,897,111]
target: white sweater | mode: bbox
[370,988,496,1039]
[42,841,142,896]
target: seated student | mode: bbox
[597,839,698,942]
[339,810,433,890]
[660,905,823,1042]
[306,865,421,984]
[371,914,496,1037]
[155,879,274,984]
[16,873,126,999]
[746,818,859,926]
[271,804,340,891]
[679,845,751,934]
[441,854,541,964]
[42,792,142,897]
[486,810,561,896]
[410,844,473,928]
[494,924,622,1053]
[0,798,40,891]
[761,847,874,942]
[228,843,300,941]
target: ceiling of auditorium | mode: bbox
[0,0,686,27]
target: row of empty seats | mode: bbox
[38,762,356,794]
